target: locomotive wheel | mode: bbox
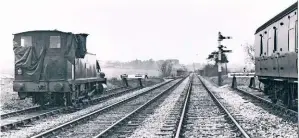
[52,93,65,106]
[32,94,38,104]
[32,93,51,106]
[65,92,76,106]
[18,92,27,100]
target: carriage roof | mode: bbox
[13,30,88,36]
[254,2,297,34]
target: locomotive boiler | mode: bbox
[13,30,107,106]
[254,2,298,109]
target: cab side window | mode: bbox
[49,36,61,48]
[21,36,32,47]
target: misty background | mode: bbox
[0,0,297,78]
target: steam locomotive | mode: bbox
[13,30,107,106]
[254,2,298,109]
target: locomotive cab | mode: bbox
[13,30,107,106]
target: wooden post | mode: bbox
[232,75,237,89]
[138,78,143,88]
[123,78,129,87]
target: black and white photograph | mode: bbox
[0,0,298,137]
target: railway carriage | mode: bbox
[13,30,107,106]
[254,2,298,109]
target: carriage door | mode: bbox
[277,17,290,78]
[288,12,298,78]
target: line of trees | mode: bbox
[201,43,255,76]
[103,59,185,77]
[103,59,180,70]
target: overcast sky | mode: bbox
[0,0,297,72]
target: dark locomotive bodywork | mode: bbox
[253,2,298,109]
[13,30,107,105]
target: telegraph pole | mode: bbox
[217,32,232,86]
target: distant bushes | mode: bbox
[202,64,229,77]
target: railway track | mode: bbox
[30,78,185,138]
[199,76,298,137]
[153,75,250,138]
[0,87,140,131]
[0,87,126,120]
[207,76,297,122]
[234,87,298,123]
[96,76,190,138]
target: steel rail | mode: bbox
[0,86,126,119]
[198,76,251,138]
[235,87,298,122]
[174,80,192,138]
[30,79,177,138]
[93,77,186,138]
[0,106,41,119]
[0,87,140,131]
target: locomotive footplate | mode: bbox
[13,80,70,93]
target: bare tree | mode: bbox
[158,60,173,77]
[242,43,255,65]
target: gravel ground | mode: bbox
[200,76,298,138]
[238,86,272,101]
[182,77,235,138]
[206,75,260,88]
[1,80,172,138]
[128,77,190,138]
[0,81,35,114]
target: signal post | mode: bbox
[217,32,232,86]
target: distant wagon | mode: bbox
[176,69,187,77]
[198,70,204,76]
[13,30,107,106]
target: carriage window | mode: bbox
[49,36,61,48]
[21,36,32,47]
